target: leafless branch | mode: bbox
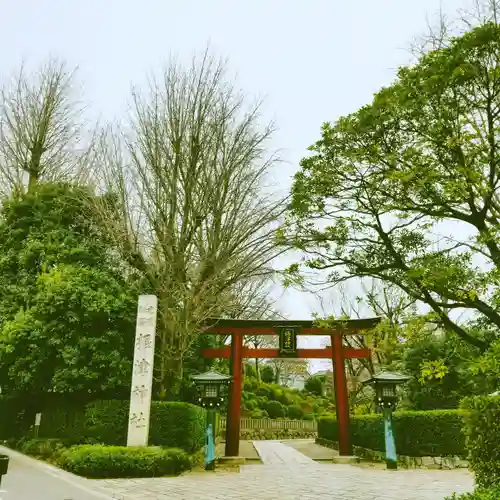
[0,59,94,196]
[91,50,288,397]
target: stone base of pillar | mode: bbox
[217,456,246,466]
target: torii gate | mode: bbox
[202,317,380,457]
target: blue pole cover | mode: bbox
[383,407,397,469]
[205,422,216,468]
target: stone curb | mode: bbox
[315,438,469,469]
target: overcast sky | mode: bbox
[1,0,472,370]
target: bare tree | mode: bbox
[0,60,93,197]
[317,280,417,409]
[92,51,288,398]
[410,0,500,57]
[268,357,309,387]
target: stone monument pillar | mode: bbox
[127,295,158,447]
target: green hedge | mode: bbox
[0,397,32,439]
[461,396,500,489]
[17,438,65,460]
[84,400,130,445]
[150,401,205,453]
[264,400,286,418]
[445,486,500,500]
[38,399,205,453]
[38,403,88,444]
[57,445,192,478]
[318,409,466,457]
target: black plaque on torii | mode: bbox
[276,326,299,357]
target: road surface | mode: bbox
[0,446,113,500]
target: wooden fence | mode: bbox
[218,417,317,431]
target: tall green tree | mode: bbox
[0,183,137,397]
[397,330,491,410]
[284,22,500,350]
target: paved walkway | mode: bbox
[0,445,113,500]
[252,440,315,464]
[100,440,475,500]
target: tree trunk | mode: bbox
[158,355,184,400]
[255,358,260,381]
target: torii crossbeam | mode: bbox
[201,317,380,457]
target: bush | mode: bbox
[304,376,324,396]
[18,438,65,460]
[249,409,268,418]
[318,409,466,457]
[261,365,275,383]
[445,486,500,500]
[287,404,304,420]
[317,415,338,442]
[264,400,286,419]
[149,402,205,453]
[0,397,32,439]
[243,377,259,392]
[236,429,316,440]
[256,386,274,400]
[84,400,205,453]
[461,396,500,489]
[84,400,129,445]
[243,399,258,412]
[85,400,205,453]
[39,403,88,444]
[57,445,192,478]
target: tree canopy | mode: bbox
[285,22,500,350]
[0,183,137,396]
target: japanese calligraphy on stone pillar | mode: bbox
[127,295,157,447]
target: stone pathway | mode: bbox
[252,440,314,464]
[100,441,475,500]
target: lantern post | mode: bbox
[191,371,231,470]
[365,370,410,470]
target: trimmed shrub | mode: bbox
[235,428,316,440]
[318,409,466,457]
[57,445,192,478]
[243,399,258,412]
[84,400,205,453]
[249,409,269,418]
[149,402,205,453]
[244,377,259,392]
[287,404,304,420]
[304,376,324,396]
[38,404,87,444]
[0,397,32,439]
[84,400,129,445]
[264,400,286,419]
[317,415,338,442]
[461,396,500,489]
[445,486,500,500]
[260,365,275,384]
[18,438,65,460]
[256,386,274,400]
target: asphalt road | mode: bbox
[0,446,114,500]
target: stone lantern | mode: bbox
[365,370,410,469]
[191,371,232,470]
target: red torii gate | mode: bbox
[202,317,380,457]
